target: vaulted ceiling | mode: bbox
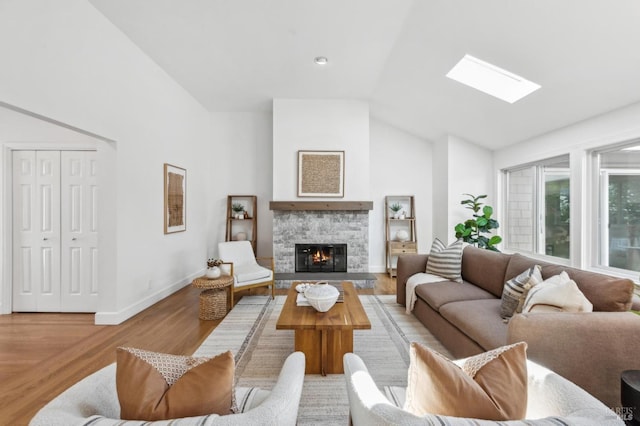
[89,0,640,149]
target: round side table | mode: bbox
[192,275,233,320]
[622,370,640,425]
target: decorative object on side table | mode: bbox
[304,281,339,312]
[206,258,223,279]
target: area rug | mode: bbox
[193,295,451,425]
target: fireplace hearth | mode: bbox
[295,244,347,273]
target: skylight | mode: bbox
[446,54,540,103]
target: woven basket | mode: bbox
[199,288,227,320]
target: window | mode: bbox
[504,155,570,259]
[596,142,640,273]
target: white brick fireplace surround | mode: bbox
[270,201,375,288]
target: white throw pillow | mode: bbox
[522,271,593,313]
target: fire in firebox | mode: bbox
[312,248,331,264]
[295,243,347,273]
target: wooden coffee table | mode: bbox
[276,281,371,375]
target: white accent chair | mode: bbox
[343,353,624,426]
[30,352,306,426]
[218,241,274,307]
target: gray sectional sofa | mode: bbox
[397,246,640,408]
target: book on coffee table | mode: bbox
[296,294,311,306]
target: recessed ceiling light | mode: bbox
[446,54,540,103]
[314,56,328,65]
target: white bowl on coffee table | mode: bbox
[304,282,339,312]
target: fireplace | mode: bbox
[271,203,373,288]
[295,244,347,273]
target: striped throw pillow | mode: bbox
[425,238,464,283]
[500,265,542,320]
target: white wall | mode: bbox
[273,99,370,200]
[448,135,495,237]
[0,0,213,323]
[369,119,433,271]
[0,0,524,316]
[209,112,274,257]
[494,102,640,170]
[432,135,494,245]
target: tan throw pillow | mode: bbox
[500,265,542,320]
[404,342,528,420]
[116,347,235,421]
[522,271,593,313]
[425,238,464,283]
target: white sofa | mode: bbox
[30,352,305,426]
[343,353,624,426]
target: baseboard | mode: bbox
[368,265,387,273]
[94,270,203,325]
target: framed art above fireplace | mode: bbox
[297,150,344,197]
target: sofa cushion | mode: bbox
[505,253,634,312]
[500,265,542,320]
[426,238,464,283]
[404,341,528,420]
[522,272,593,313]
[235,263,272,284]
[439,299,508,350]
[415,281,495,312]
[116,348,235,420]
[540,264,633,312]
[461,246,512,297]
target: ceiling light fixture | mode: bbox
[314,56,328,65]
[446,54,540,103]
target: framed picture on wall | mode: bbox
[164,163,186,234]
[297,150,345,197]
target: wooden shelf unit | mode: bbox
[225,195,257,254]
[384,195,417,277]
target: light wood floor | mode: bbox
[0,274,396,425]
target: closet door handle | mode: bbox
[71,237,77,241]
[42,237,48,241]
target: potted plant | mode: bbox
[389,202,403,219]
[206,258,223,279]
[231,202,245,219]
[454,193,502,251]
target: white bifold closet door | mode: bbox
[12,150,98,312]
